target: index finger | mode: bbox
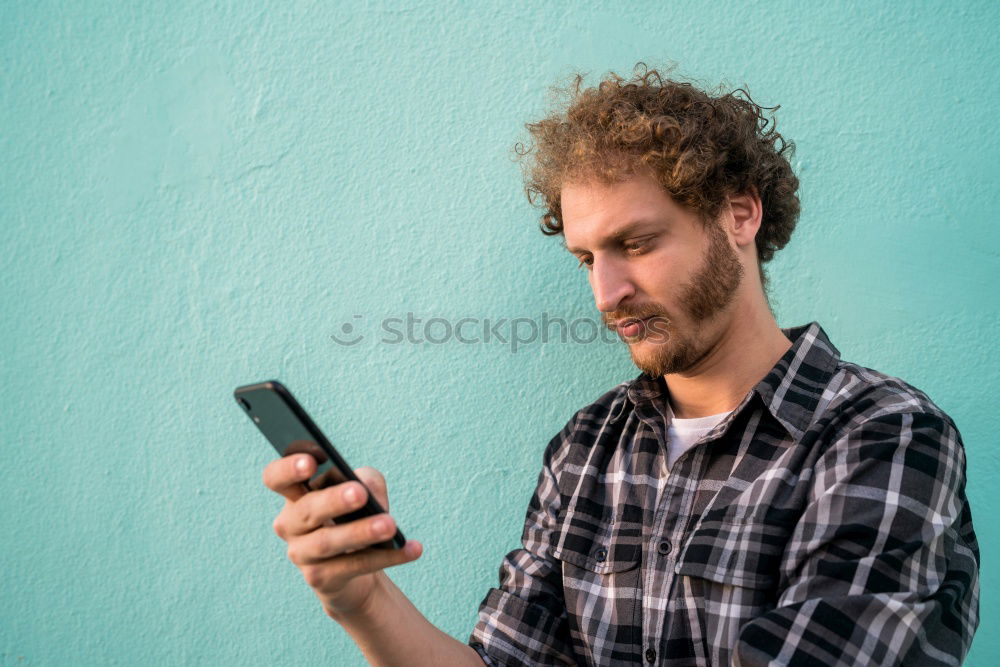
[262,454,316,502]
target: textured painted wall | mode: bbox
[2,0,997,664]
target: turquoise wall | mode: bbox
[2,1,997,664]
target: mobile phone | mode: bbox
[234,380,405,550]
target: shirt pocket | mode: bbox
[674,513,793,590]
[550,506,643,662]
[551,537,641,575]
[671,515,793,666]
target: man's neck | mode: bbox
[665,306,793,419]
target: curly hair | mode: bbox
[516,62,800,295]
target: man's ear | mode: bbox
[728,187,762,248]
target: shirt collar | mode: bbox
[613,321,841,439]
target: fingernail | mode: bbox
[372,518,389,535]
[343,485,358,503]
[295,457,310,474]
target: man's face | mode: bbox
[561,171,745,376]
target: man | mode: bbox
[263,65,980,665]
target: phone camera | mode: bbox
[238,397,252,411]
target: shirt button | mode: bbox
[645,647,656,662]
[657,540,672,555]
[594,548,607,562]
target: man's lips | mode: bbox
[615,316,652,337]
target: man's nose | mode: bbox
[591,257,635,313]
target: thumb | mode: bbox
[354,466,390,513]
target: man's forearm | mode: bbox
[329,571,484,667]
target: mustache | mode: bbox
[601,304,670,331]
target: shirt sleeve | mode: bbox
[467,424,579,666]
[733,410,981,666]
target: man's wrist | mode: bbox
[324,572,394,629]
[324,570,484,666]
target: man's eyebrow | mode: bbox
[563,219,663,254]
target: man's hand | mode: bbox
[263,454,423,619]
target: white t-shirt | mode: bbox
[666,409,732,471]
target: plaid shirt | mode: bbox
[468,321,980,666]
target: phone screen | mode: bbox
[235,384,350,491]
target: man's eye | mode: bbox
[624,240,652,255]
[577,257,593,270]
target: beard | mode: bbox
[602,220,745,376]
